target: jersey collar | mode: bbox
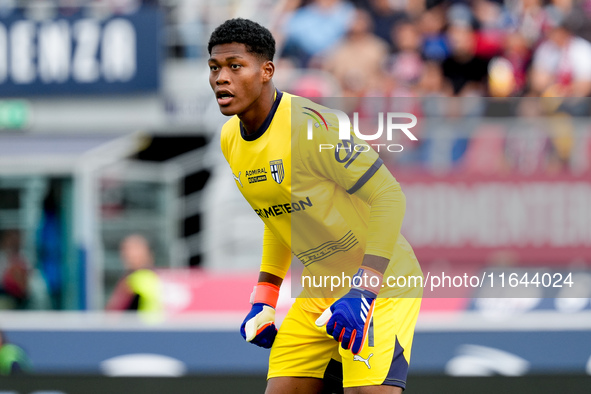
[240,89,283,141]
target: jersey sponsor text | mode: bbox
[254,197,313,219]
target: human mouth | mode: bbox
[216,90,235,106]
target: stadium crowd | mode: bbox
[166,0,591,174]
[0,0,585,192]
[268,0,591,99]
[257,0,591,174]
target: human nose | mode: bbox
[216,67,230,85]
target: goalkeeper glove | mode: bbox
[315,267,382,355]
[240,282,280,349]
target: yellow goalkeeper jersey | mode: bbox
[220,91,421,309]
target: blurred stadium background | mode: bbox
[0,0,590,392]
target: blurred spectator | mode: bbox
[0,330,31,376]
[0,230,29,309]
[417,60,453,98]
[472,0,508,58]
[36,182,63,310]
[282,0,355,66]
[530,11,591,97]
[563,0,591,42]
[362,0,408,50]
[474,0,513,31]
[322,8,388,96]
[387,18,424,90]
[271,0,304,57]
[508,0,549,46]
[409,0,431,17]
[547,0,575,16]
[419,4,449,61]
[106,234,162,314]
[442,22,490,96]
[495,31,531,96]
[488,57,518,98]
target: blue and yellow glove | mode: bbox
[316,267,383,355]
[240,282,280,349]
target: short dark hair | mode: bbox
[208,18,275,61]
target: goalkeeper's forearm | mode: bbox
[360,254,389,276]
[258,271,283,288]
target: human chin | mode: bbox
[217,100,241,116]
[219,105,238,116]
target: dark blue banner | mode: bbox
[0,7,162,96]
[5,329,591,375]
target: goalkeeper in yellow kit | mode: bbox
[208,18,422,393]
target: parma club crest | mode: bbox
[270,159,284,184]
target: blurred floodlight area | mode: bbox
[0,0,590,391]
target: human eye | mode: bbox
[231,63,242,70]
[209,64,219,71]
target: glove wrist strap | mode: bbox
[352,266,383,296]
[253,282,280,308]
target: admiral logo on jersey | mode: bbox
[270,159,284,184]
[246,167,268,184]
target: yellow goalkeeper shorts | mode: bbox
[268,295,422,389]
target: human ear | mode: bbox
[261,60,275,82]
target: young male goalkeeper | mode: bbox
[208,18,423,394]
